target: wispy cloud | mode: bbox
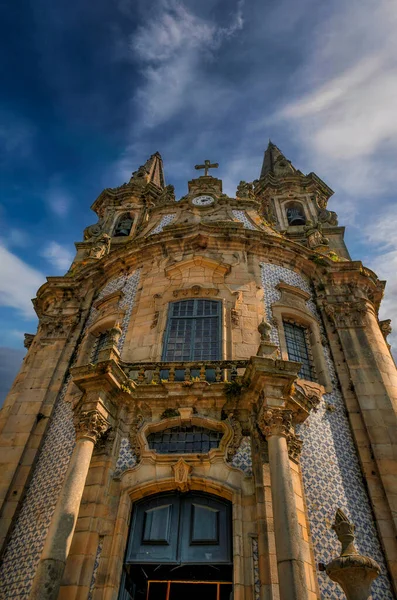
[131,0,244,128]
[0,244,43,318]
[41,241,73,271]
[45,177,73,217]
[275,0,397,200]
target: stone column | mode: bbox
[259,408,309,600]
[324,298,397,530]
[29,409,109,600]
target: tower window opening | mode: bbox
[285,202,306,226]
[147,425,223,454]
[114,213,134,237]
[283,320,316,381]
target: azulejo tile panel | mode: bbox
[149,214,175,235]
[252,537,260,600]
[231,209,258,230]
[230,436,253,476]
[0,271,140,600]
[114,437,137,476]
[260,263,395,600]
[88,537,103,600]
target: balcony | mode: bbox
[120,360,249,384]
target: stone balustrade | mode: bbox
[121,360,249,384]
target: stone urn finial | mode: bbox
[256,319,279,358]
[322,509,381,600]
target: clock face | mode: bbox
[192,195,214,206]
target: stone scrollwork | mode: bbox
[294,381,323,413]
[287,433,303,463]
[74,410,110,443]
[88,233,111,259]
[226,415,243,461]
[129,414,145,463]
[379,318,392,340]
[236,180,255,200]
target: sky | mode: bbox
[0,0,397,402]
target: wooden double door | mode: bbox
[120,492,232,600]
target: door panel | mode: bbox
[126,493,231,565]
[180,495,231,564]
[126,495,179,563]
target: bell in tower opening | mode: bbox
[286,201,306,226]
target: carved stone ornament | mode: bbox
[323,300,367,328]
[322,509,381,600]
[24,333,35,349]
[172,457,192,492]
[295,381,323,412]
[88,233,111,259]
[129,415,144,462]
[287,433,303,463]
[379,318,392,340]
[172,285,219,298]
[236,180,255,200]
[304,220,329,248]
[258,408,293,439]
[226,415,243,461]
[39,314,79,340]
[73,410,110,443]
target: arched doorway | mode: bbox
[119,491,233,600]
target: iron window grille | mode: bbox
[147,426,224,454]
[162,299,222,363]
[283,319,316,382]
[91,332,108,363]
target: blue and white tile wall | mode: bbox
[114,437,137,477]
[149,214,175,235]
[260,263,395,599]
[230,436,253,476]
[0,270,141,600]
[252,537,260,600]
[88,537,103,600]
[232,210,258,230]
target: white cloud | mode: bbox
[41,241,73,271]
[274,0,397,199]
[0,244,44,318]
[131,0,244,127]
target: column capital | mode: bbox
[258,407,293,439]
[322,299,368,329]
[73,409,110,443]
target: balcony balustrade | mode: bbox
[121,360,249,384]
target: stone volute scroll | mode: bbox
[321,509,380,600]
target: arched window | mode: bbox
[285,202,306,226]
[162,299,222,362]
[113,213,134,237]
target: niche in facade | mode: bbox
[285,201,306,226]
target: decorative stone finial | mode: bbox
[323,509,381,600]
[256,319,279,358]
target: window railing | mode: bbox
[121,360,249,384]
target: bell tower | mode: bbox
[0,146,396,600]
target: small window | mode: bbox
[285,202,306,226]
[91,332,108,363]
[147,426,223,454]
[283,320,316,381]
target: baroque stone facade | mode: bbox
[0,144,396,600]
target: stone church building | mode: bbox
[0,143,396,600]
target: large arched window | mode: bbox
[285,201,306,226]
[162,300,222,362]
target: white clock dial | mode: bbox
[192,195,214,206]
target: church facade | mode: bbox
[0,144,396,600]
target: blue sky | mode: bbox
[1,0,397,401]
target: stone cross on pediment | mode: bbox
[195,159,219,177]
